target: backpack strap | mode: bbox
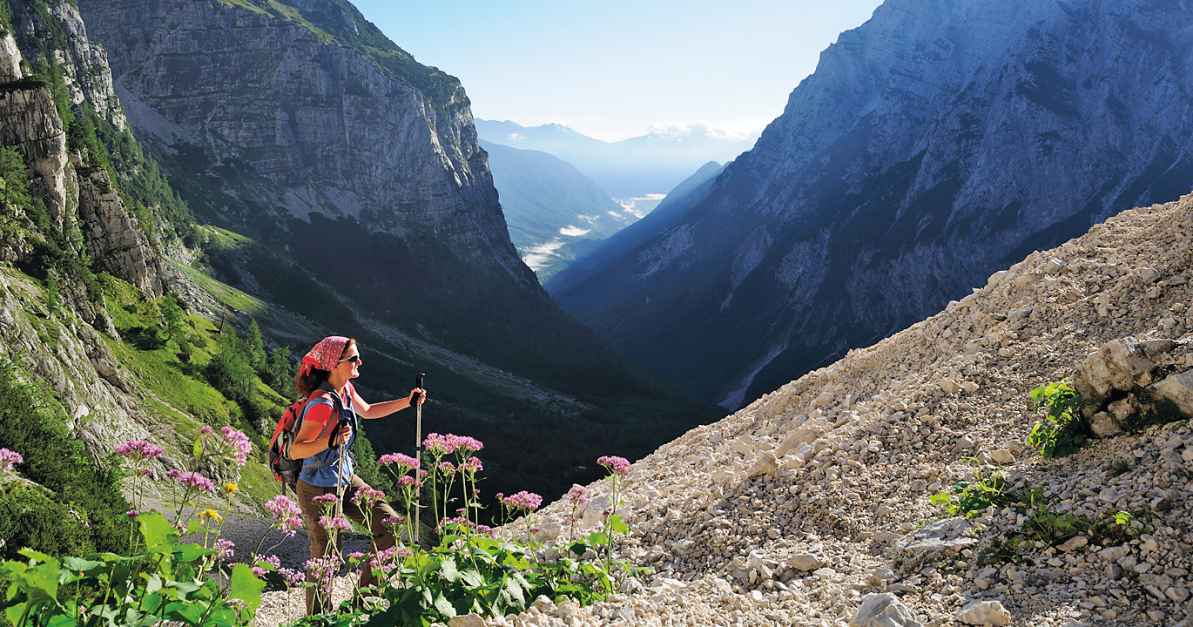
[293,393,338,472]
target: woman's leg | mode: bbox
[344,475,399,591]
[297,480,333,615]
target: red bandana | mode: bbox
[299,336,350,378]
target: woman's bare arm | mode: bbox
[351,384,425,420]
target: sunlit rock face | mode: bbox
[550,0,1193,408]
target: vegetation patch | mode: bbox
[1026,380,1086,457]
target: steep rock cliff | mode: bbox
[77,0,631,389]
[552,0,1193,408]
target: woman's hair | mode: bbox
[294,338,356,396]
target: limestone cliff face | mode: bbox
[552,0,1193,408]
[78,0,524,277]
[76,0,625,383]
[3,0,163,297]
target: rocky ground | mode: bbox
[260,196,1193,625]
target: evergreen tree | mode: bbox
[245,319,267,373]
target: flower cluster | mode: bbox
[114,440,164,461]
[214,538,235,562]
[422,433,485,455]
[277,567,305,588]
[311,493,339,508]
[197,508,224,525]
[437,461,455,474]
[597,455,631,477]
[264,495,303,535]
[167,469,216,493]
[319,515,352,532]
[304,555,342,589]
[0,448,22,475]
[251,553,280,577]
[378,452,419,470]
[351,486,386,507]
[220,426,252,467]
[501,490,543,512]
[567,484,589,507]
[461,456,483,473]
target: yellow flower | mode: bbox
[198,509,223,525]
[223,482,239,495]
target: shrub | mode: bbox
[0,360,130,557]
[929,463,1013,519]
[1026,381,1085,457]
[0,481,92,558]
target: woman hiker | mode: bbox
[288,335,427,615]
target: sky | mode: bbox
[352,0,883,142]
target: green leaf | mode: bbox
[139,512,177,552]
[192,436,204,461]
[459,569,484,589]
[164,600,205,623]
[5,603,28,626]
[46,615,77,627]
[175,543,208,563]
[18,547,54,564]
[62,556,103,572]
[438,557,459,583]
[433,593,457,618]
[608,514,629,535]
[502,576,525,608]
[228,563,266,614]
[586,531,610,546]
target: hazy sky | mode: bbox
[352,1,883,141]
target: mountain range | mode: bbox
[549,0,1193,409]
[476,118,756,198]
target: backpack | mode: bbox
[267,389,342,492]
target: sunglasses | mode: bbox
[339,354,362,365]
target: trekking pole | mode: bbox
[412,372,425,542]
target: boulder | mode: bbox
[956,600,1012,625]
[1152,370,1193,417]
[1073,337,1156,409]
[896,518,976,565]
[851,593,922,627]
[1090,412,1124,437]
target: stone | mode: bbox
[940,379,962,395]
[787,553,825,572]
[776,425,824,457]
[1058,535,1089,552]
[850,593,922,627]
[748,451,779,478]
[1073,337,1157,405]
[448,615,487,627]
[960,381,980,394]
[989,449,1015,465]
[957,600,1012,625]
[1090,412,1123,438]
[896,518,976,564]
[1152,370,1193,417]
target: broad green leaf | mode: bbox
[138,512,177,552]
[608,514,629,535]
[175,543,207,563]
[18,547,54,564]
[26,560,61,599]
[433,593,457,618]
[164,600,205,623]
[5,602,28,625]
[46,614,77,627]
[460,568,484,589]
[586,531,609,546]
[192,437,204,461]
[503,575,525,607]
[228,564,266,614]
[438,557,459,583]
[62,557,102,572]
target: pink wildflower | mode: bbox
[312,493,339,505]
[167,469,216,493]
[264,495,303,535]
[304,555,342,588]
[220,426,252,467]
[0,448,23,475]
[114,440,164,461]
[378,453,419,470]
[278,567,305,587]
[438,461,456,474]
[502,490,543,512]
[199,425,214,436]
[214,538,235,561]
[251,566,267,577]
[351,486,386,507]
[251,553,279,577]
[347,551,366,563]
[567,484,589,506]
[450,435,484,453]
[461,457,483,473]
[422,432,456,455]
[382,514,404,527]
[597,455,631,477]
[398,475,421,489]
[126,509,140,519]
[319,515,352,532]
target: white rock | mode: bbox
[957,600,1012,625]
[448,615,487,627]
[989,449,1015,465]
[851,593,922,627]
[1152,370,1193,417]
[787,553,825,572]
